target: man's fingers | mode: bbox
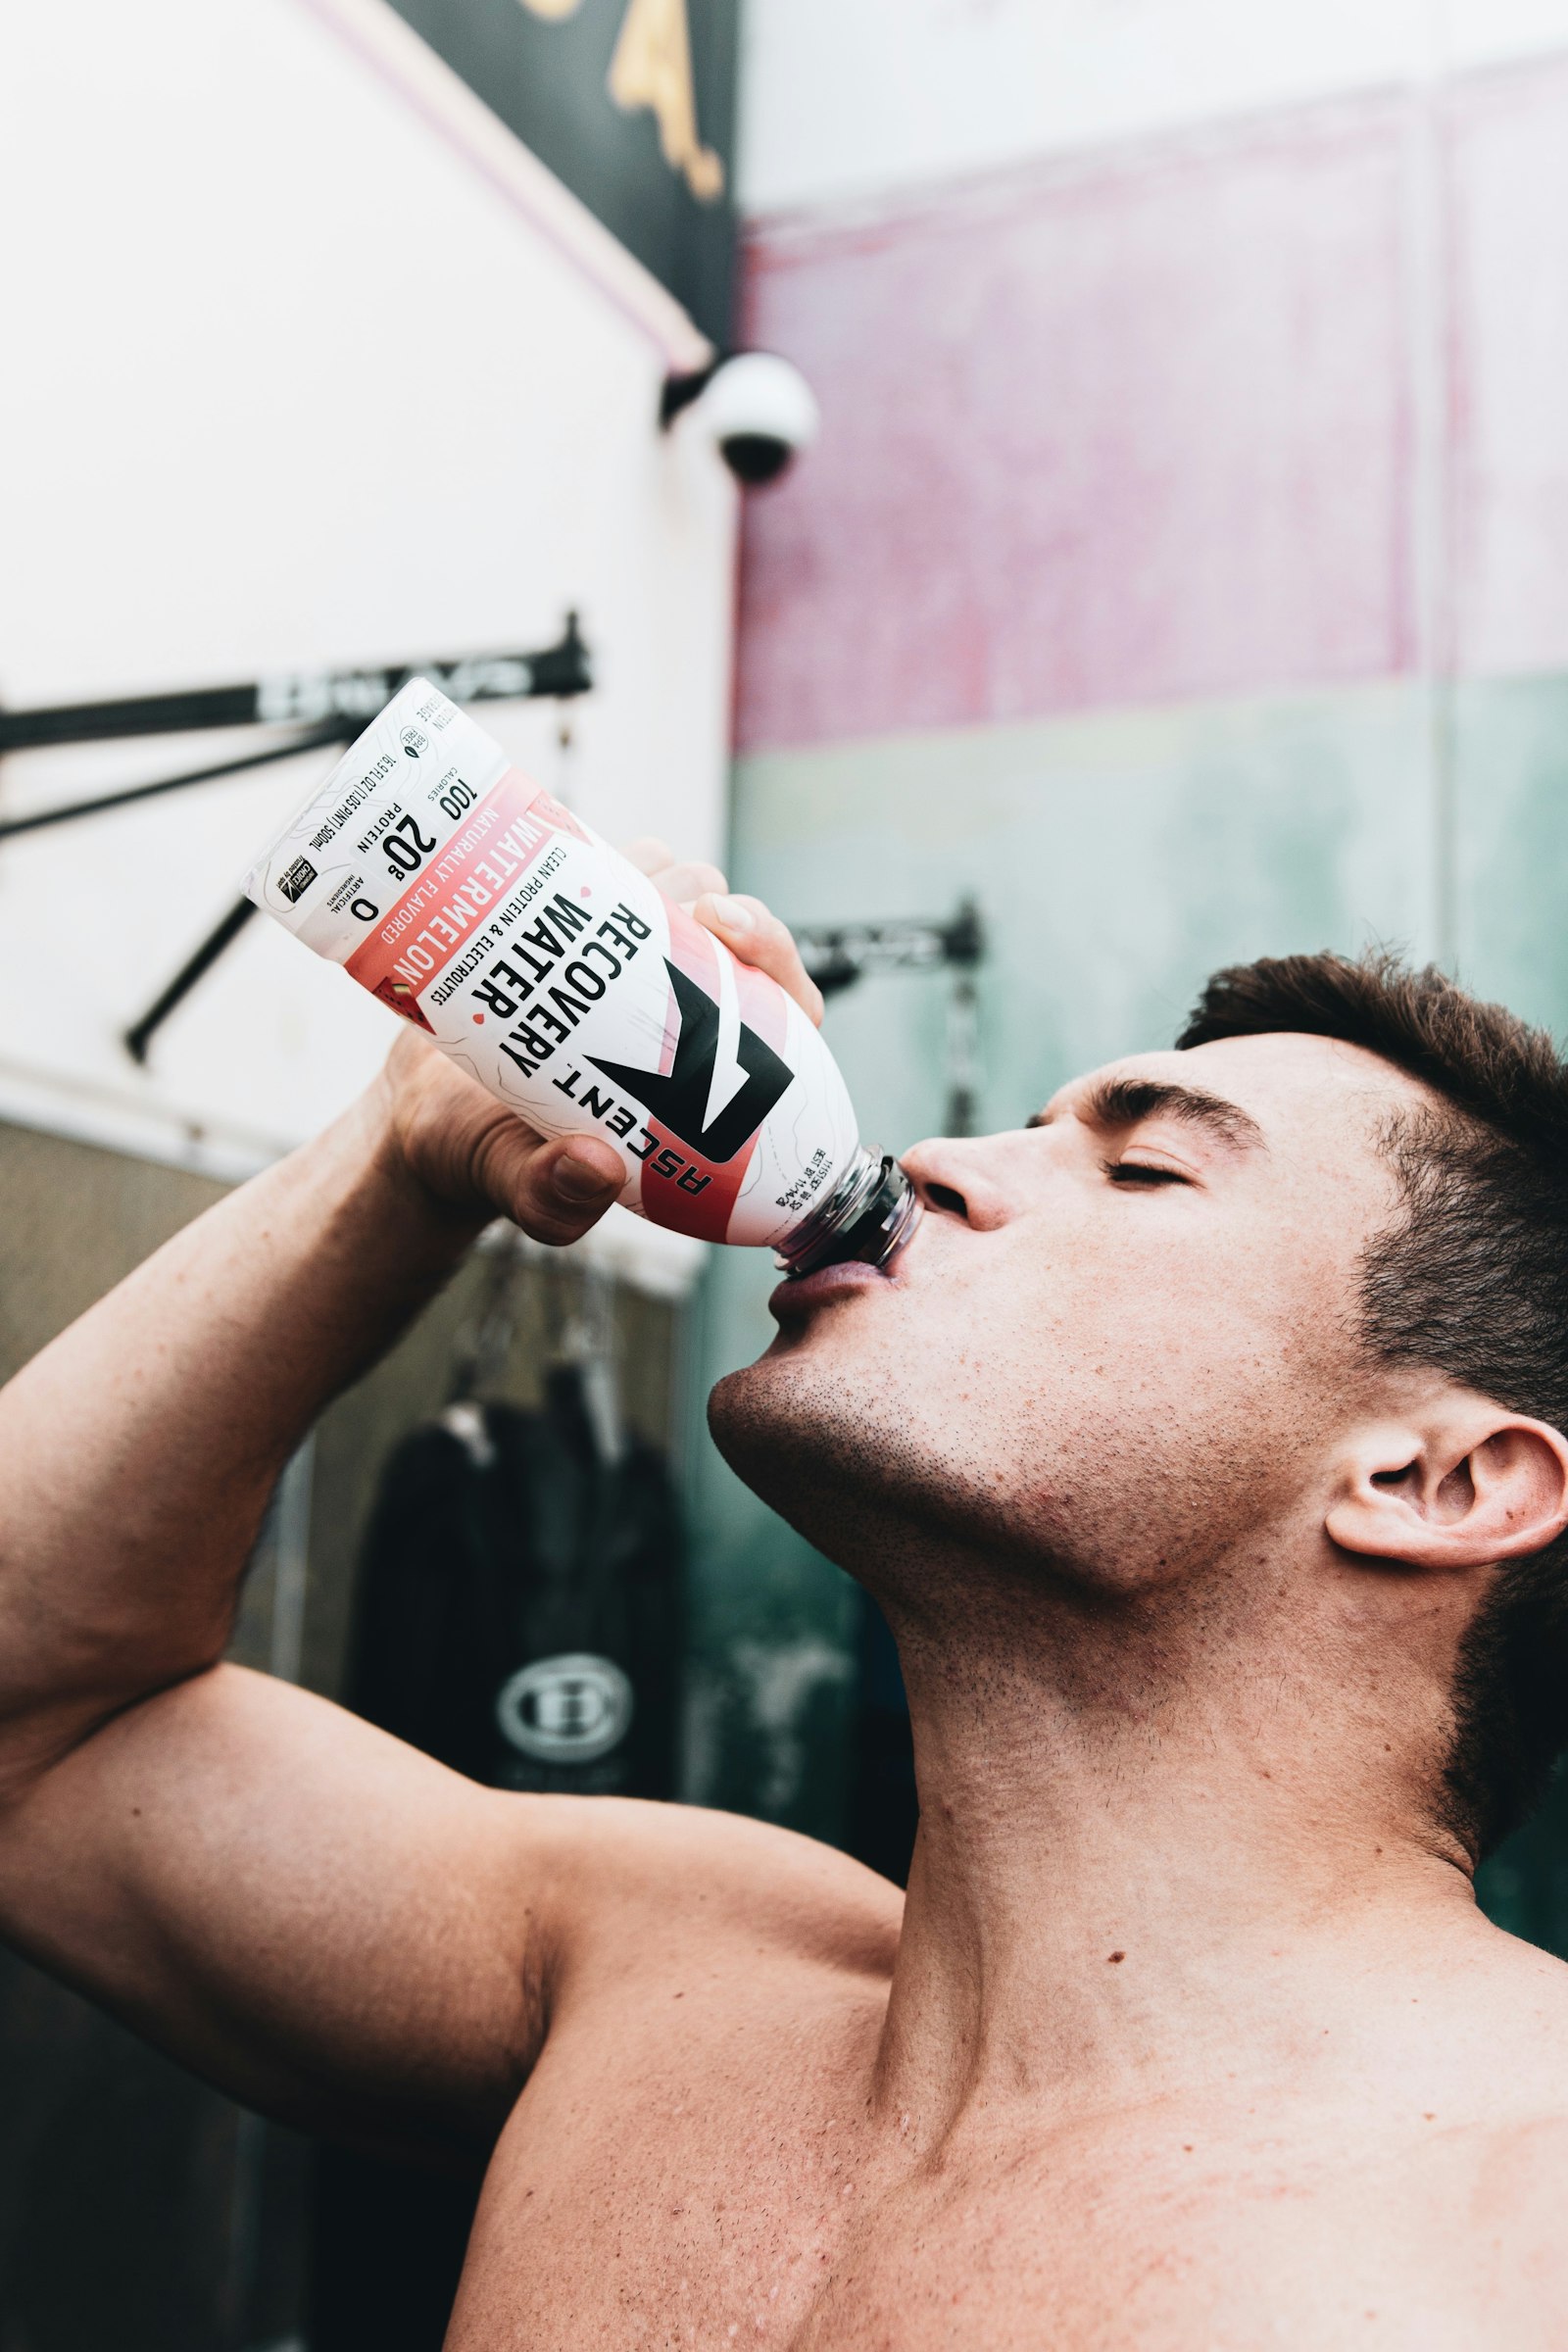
[614,840,819,1021]
[622,838,730,906]
[475,1124,625,1246]
[690,892,825,1028]
[654,858,729,906]
[622,837,674,878]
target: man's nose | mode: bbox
[900,1133,1021,1232]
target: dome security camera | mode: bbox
[660,352,820,486]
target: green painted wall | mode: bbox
[1455,675,1568,1025]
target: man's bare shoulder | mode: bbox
[502,1792,904,1999]
[1399,1922,1568,2320]
[1455,1915,1568,2085]
[1466,2087,1568,2327]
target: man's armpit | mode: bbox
[528,1792,902,2010]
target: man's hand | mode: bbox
[378,841,825,1246]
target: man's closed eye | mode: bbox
[1103,1158,1195,1187]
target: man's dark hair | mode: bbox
[1179,949,1568,1859]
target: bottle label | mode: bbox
[244,681,858,1246]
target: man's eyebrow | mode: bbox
[1030,1076,1267,1152]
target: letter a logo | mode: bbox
[587,960,792,1164]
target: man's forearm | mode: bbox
[0,1085,485,1778]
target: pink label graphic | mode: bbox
[346,773,571,1010]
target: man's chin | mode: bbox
[707,1353,801,1479]
[706,1350,859,1526]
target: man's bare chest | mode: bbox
[439,2017,1510,2350]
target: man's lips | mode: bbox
[768,1254,900,1323]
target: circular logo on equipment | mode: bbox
[495,1653,633,1764]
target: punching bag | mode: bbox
[308,1366,682,2351]
[344,1370,681,1796]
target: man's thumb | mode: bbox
[546,1139,625,1208]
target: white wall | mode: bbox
[738,0,1568,216]
[0,0,736,1293]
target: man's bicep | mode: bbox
[0,1664,558,2160]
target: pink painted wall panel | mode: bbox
[1450,58,1568,680]
[736,106,1411,753]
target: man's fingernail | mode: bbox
[550,1148,619,1203]
[711,895,755,933]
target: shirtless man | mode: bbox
[2,854,1568,2349]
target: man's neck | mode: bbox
[868,1557,1478,2138]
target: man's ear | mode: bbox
[1326,1401,1568,1570]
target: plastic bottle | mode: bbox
[243,680,919,1275]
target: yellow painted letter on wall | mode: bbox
[608,0,724,201]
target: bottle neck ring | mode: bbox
[773,1148,921,1278]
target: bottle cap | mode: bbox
[774,1153,921,1278]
